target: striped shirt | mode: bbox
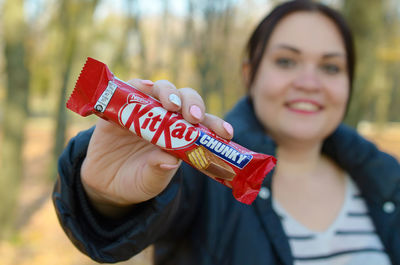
[272,175,391,265]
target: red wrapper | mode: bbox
[67,57,276,204]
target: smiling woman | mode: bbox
[52,1,400,265]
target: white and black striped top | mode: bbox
[272,176,391,265]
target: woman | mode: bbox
[53,1,400,264]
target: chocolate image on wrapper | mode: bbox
[186,146,236,181]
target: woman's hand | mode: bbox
[80,79,234,217]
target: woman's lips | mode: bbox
[285,99,323,114]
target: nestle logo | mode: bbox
[127,93,150,105]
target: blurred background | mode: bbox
[0,0,399,264]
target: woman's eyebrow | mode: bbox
[322,52,346,59]
[272,44,346,58]
[274,44,301,53]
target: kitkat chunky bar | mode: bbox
[67,57,276,204]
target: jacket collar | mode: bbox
[225,96,275,155]
[322,124,400,205]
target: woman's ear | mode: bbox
[241,61,251,89]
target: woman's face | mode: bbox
[249,12,349,145]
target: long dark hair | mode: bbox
[245,0,355,97]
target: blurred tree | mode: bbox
[342,0,385,127]
[342,0,400,127]
[155,0,170,73]
[50,0,99,179]
[380,1,400,123]
[111,0,148,79]
[0,0,30,238]
[169,0,194,84]
[192,0,236,116]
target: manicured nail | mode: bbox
[141,80,154,86]
[190,105,202,120]
[168,94,181,107]
[223,122,233,136]
[159,163,180,170]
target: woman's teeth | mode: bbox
[288,102,319,111]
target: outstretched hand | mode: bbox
[80,79,234,217]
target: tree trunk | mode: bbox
[52,35,77,179]
[111,0,148,78]
[193,0,235,115]
[170,0,194,85]
[50,0,99,179]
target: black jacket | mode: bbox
[53,97,400,264]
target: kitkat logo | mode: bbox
[118,96,199,149]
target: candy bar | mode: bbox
[66,57,277,204]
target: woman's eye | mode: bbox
[321,63,341,74]
[275,57,296,68]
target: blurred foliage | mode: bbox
[0,0,397,116]
[1,0,394,121]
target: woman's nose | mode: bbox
[293,66,322,92]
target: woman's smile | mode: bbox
[285,99,323,114]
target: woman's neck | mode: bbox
[272,140,347,232]
[274,140,324,180]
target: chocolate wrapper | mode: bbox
[67,57,276,204]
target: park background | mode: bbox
[0,0,399,264]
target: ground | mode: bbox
[0,118,399,265]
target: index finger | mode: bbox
[126,79,155,95]
[127,79,182,113]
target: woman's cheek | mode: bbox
[325,74,349,97]
[330,79,349,108]
[254,73,287,99]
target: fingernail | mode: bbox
[141,80,154,86]
[190,105,202,120]
[159,163,180,170]
[223,122,233,136]
[168,94,181,107]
